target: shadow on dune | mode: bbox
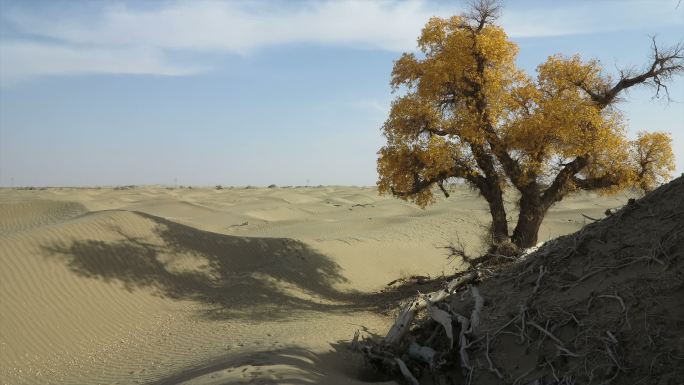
[42,211,358,320]
[151,340,389,385]
[42,210,441,321]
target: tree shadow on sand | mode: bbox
[42,210,445,321]
[42,211,360,321]
[151,340,389,385]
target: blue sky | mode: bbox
[0,0,682,187]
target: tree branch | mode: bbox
[541,156,589,206]
[483,128,529,189]
[424,126,449,136]
[570,175,619,191]
[390,172,449,198]
[579,39,684,108]
[550,41,682,204]
[438,181,450,198]
[390,161,478,199]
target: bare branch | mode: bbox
[580,39,684,108]
[465,0,501,31]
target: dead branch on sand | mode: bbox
[384,271,477,345]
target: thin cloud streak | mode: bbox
[1,1,681,83]
[351,98,391,115]
[4,1,431,53]
[0,42,203,86]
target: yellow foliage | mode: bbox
[391,53,422,89]
[580,131,634,195]
[631,131,676,193]
[378,136,468,208]
[382,95,443,143]
[536,54,610,96]
[504,55,629,181]
[378,13,676,206]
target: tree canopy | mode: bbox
[378,0,680,249]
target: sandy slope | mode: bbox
[0,186,630,384]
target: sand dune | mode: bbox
[0,186,631,384]
[0,200,87,235]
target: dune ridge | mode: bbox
[0,200,88,235]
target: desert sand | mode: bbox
[0,185,631,384]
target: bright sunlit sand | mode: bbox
[0,185,630,384]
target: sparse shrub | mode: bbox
[114,185,136,191]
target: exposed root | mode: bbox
[532,265,547,295]
[484,333,503,379]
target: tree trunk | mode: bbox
[488,196,509,244]
[511,193,548,249]
[481,181,509,244]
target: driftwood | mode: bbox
[396,357,420,385]
[428,304,454,347]
[355,271,480,383]
[384,271,478,345]
[468,285,483,337]
[408,342,438,368]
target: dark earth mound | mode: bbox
[362,176,683,385]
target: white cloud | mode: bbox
[5,1,438,54]
[0,41,202,85]
[1,0,681,83]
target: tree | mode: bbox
[377,0,681,249]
